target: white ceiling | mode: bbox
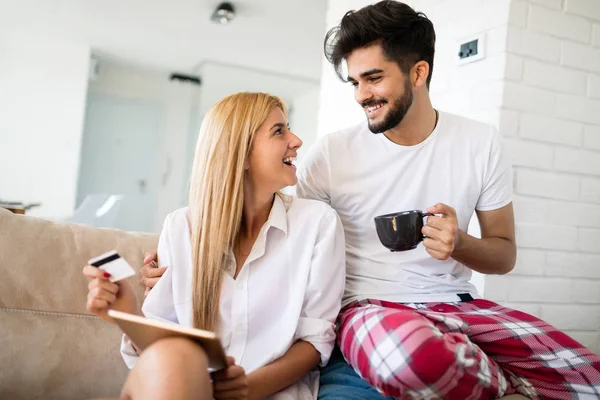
[0,0,327,81]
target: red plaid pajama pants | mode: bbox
[338,298,600,399]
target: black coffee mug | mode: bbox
[374,210,433,252]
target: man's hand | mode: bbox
[422,203,459,260]
[140,251,167,298]
[212,356,249,400]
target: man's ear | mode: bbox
[412,61,430,89]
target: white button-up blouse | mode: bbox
[121,195,346,399]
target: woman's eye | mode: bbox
[274,129,282,135]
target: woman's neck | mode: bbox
[241,182,274,239]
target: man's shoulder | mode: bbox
[321,121,369,144]
[439,111,496,139]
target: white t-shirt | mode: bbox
[121,195,346,400]
[297,111,512,305]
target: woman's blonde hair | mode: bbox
[188,92,287,331]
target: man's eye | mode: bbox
[369,76,381,82]
[350,81,358,87]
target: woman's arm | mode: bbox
[247,340,320,400]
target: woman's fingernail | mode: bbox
[103,272,111,278]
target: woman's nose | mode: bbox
[289,131,303,149]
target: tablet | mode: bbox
[108,309,228,371]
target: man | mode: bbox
[142,1,600,399]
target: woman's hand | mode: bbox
[83,265,139,323]
[212,356,249,400]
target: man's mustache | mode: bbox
[361,99,387,108]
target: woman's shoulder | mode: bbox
[162,207,190,232]
[286,196,338,220]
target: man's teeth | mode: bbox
[283,157,296,166]
[366,103,384,112]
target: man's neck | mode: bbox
[383,99,437,146]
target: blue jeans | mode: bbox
[318,346,392,400]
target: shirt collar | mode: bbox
[265,194,288,237]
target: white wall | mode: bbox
[484,0,600,353]
[0,29,90,218]
[290,86,321,161]
[320,0,600,352]
[85,59,200,232]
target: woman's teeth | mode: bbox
[283,157,296,166]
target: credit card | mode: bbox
[88,250,136,283]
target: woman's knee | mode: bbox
[139,337,209,372]
[123,338,212,400]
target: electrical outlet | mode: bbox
[457,34,485,65]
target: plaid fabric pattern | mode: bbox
[338,299,600,400]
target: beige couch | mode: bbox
[0,208,534,400]
[0,207,158,400]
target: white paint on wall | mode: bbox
[83,59,200,232]
[0,29,90,218]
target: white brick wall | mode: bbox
[581,178,600,203]
[489,0,600,353]
[588,74,600,99]
[515,169,580,200]
[565,0,600,21]
[584,125,600,150]
[529,4,592,43]
[522,59,587,94]
[320,0,600,353]
[506,27,562,63]
[519,114,583,146]
[560,41,600,73]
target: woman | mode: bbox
[83,92,346,400]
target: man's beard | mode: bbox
[365,80,414,134]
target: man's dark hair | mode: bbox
[324,0,436,88]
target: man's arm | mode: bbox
[422,202,516,275]
[296,135,331,204]
[452,203,516,275]
[140,252,166,297]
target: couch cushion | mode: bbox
[0,309,128,400]
[0,208,158,314]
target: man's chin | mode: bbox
[367,121,386,134]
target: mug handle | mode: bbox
[420,212,434,239]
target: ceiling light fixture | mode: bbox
[211,2,236,25]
